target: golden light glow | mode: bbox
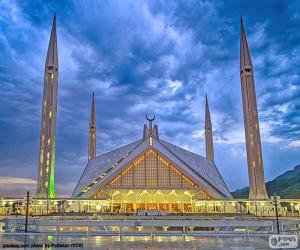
[106,150,197,189]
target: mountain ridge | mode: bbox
[232,165,300,199]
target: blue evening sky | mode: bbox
[0,0,299,196]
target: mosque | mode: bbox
[35,15,269,213]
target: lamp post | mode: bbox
[290,203,294,216]
[96,204,101,217]
[238,201,243,220]
[271,194,280,234]
[295,204,300,220]
[54,201,58,213]
[261,202,265,218]
[39,201,43,216]
[25,191,30,232]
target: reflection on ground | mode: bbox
[0,234,271,250]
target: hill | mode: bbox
[232,165,300,199]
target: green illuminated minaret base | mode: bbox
[36,14,59,198]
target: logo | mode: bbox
[269,235,298,249]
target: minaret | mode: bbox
[205,94,214,161]
[240,17,268,199]
[88,92,96,160]
[36,14,58,198]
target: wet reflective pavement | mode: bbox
[0,234,274,249]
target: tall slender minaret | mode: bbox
[240,17,268,199]
[36,14,59,198]
[88,92,96,160]
[205,94,214,161]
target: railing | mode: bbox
[0,196,299,218]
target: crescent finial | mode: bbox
[146,114,155,122]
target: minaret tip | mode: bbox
[46,13,58,68]
[240,15,253,69]
[52,13,56,27]
[240,15,245,30]
[204,94,214,161]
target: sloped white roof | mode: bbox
[73,138,232,198]
[72,140,143,196]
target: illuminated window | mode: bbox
[49,111,52,118]
[106,151,196,189]
[149,137,153,146]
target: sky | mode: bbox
[0,0,299,197]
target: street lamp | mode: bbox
[271,194,280,234]
[54,201,58,213]
[295,204,300,219]
[38,201,43,216]
[290,203,295,216]
[68,201,73,213]
[96,204,101,217]
[24,191,30,232]
[261,202,265,218]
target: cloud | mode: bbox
[0,0,299,195]
[0,177,36,197]
[288,140,300,148]
[0,177,36,185]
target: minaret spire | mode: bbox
[46,14,58,68]
[88,92,96,160]
[36,14,59,198]
[205,94,214,161]
[240,17,268,199]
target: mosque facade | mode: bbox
[36,15,268,212]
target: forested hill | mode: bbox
[232,165,300,199]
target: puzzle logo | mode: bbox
[269,235,298,249]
